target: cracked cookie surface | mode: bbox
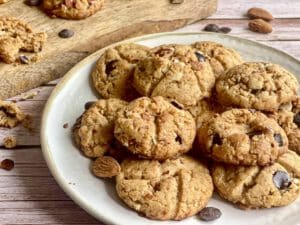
[197,108,288,166]
[92,43,149,101]
[116,155,213,220]
[0,16,47,63]
[43,0,104,19]
[73,98,127,158]
[114,96,196,160]
[133,44,215,107]
[193,41,243,77]
[212,150,300,209]
[216,62,299,111]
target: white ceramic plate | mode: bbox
[41,32,300,225]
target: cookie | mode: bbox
[133,44,215,107]
[193,41,243,77]
[0,0,10,3]
[197,108,288,166]
[116,155,213,220]
[114,97,196,160]
[216,62,299,111]
[0,16,47,63]
[92,43,149,101]
[0,101,25,128]
[73,98,127,158]
[269,97,300,154]
[43,0,104,20]
[212,150,300,209]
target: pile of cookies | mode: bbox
[73,41,300,221]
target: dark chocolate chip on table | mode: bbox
[195,51,206,62]
[293,113,300,127]
[58,29,74,38]
[24,0,41,6]
[203,24,220,32]
[218,27,232,34]
[274,133,283,146]
[273,170,292,190]
[198,207,222,221]
[19,55,29,64]
[84,101,96,110]
[1,159,14,171]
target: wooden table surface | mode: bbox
[0,1,299,224]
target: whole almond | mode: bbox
[248,19,273,34]
[247,7,274,21]
[92,156,121,178]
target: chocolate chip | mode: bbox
[1,159,14,171]
[218,27,232,34]
[19,55,29,64]
[198,207,222,221]
[251,89,260,95]
[195,52,206,62]
[170,0,184,3]
[84,101,96,110]
[203,24,220,32]
[175,135,182,144]
[293,113,300,127]
[170,101,183,109]
[105,60,117,74]
[247,130,263,138]
[273,170,292,190]
[58,29,74,38]
[212,133,222,145]
[63,123,69,129]
[24,0,41,6]
[274,133,283,146]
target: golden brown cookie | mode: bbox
[0,16,47,63]
[116,155,213,220]
[92,43,149,101]
[197,108,288,166]
[133,44,215,107]
[216,62,299,111]
[43,0,104,20]
[0,0,10,3]
[73,98,127,158]
[193,41,243,77]
[114,97,196,160]
[212,150,300,209]
[0,101,25,128]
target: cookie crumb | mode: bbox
[22,114,34,132]
[1,159,14,170]
[0,100,25,128]
[19,90,39,101]
[63,123,69,129]
[3,136,17,149]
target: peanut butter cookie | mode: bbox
[114,97,196,160]
[216,62,299,111]
[92,43,149,101]
[197,109,288,166]
[116,155,213,220]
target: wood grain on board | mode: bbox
[0,0,217,100]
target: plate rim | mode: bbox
[40,31,300,225]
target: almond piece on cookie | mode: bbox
[92,156,121,178]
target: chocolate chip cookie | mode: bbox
[116,155,213,220]
[43,0,104,20]
[193,41,243,77]
[216,62,299,111]
[73,98,127,158]
[197,109,288,166]
[133,44,215,107]
[114,97,196,160]
[0,16,47,63]
[212,150,300,209]
[92,43,149,101]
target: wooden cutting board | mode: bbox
[0,0,217,100]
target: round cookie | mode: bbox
[73,98,127,158]
[212,150,300,209]
[216,62,299,111]
[92,43,149,101]
[197,108,288,166]
[116,155,213,220]
[43,0,104,20]
[0,16,47,63]
[133,44,215,107]
[114,96,196,160]
[192,41,243,77]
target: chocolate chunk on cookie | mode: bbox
[216,62,299,111]
[114,97,196,160]
[73,98,127,158]
[116,155,213,220]
[92,43,149,101]
[43,0,104,20]
[197,109,288,166]
[0,16,47,63]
